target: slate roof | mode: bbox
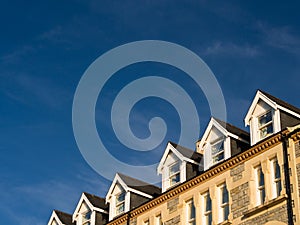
[117,173,161,197]
[54,210,74,225]
[213,118,250,142]
[83,192,109,210]
[169,141,202,162]
[260,90,300,115]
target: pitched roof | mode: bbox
[83,192,108,210]
[259,90,300,115]
[213,118,250,142]
[169,141,202,162]
[54,210,74,225]
[117,173,161,197]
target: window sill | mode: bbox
[243,195,287,218]
[217,220,232,225]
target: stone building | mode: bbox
[47,90,300,225]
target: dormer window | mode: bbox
[82,209,92,225]
[169,161,180,187]
[157,142,202,192]
[115,192,125,216]
[258,110,273,139]
[211,138,225,164]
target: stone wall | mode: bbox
[240,205,288,225]
[230,182,249,219]
[230,163,245,182]
[297,163,300,197]
[295,141,300,158]
[164,215,180,225]
[167,197,179,213]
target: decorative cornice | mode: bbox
[291,131,300,141]
[107,131,288,225]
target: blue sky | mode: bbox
[1,1,300,224]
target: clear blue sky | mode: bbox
[1,1,300,224]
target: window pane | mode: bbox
[83,211,91,221]
[205,195,212,211]
[213,152,224,163]
[170,173,180,185]
[224,205,229,221]
[275,160,281,179]
[116,203,124,214]
[259,111,272,126]
[169,163,180,175]
[116,193,125,203]
[206,213,212,225]
[222,185,229,204]
[258,168,264,186]
[212,140,224,155]
[260,124,273,138]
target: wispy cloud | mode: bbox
[1,72,71,109]
[257,22,300,55]
[1,45,37,64]
[204,41,260,57]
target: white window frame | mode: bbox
[186,199,196,225]
[258,110,274,139]
[168,161,180,187]
[82,209,92,225]
[115,192,126,216]
[218,183,229,223]
[211,138,225,165]
[255,165,265,206]
[202,191,212,225]
[155,214,162,225]
[270,157,282,199]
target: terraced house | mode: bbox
[47,90,300,225]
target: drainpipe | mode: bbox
[281,132,294,225]
[281,125,300,225]
[127,211,130,225]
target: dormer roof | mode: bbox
[73,192,108,221]
[48,210,74,225]
[157,142,202,173]
[245,90,300,126]
[199,117,250,149]
[105,173,161,202]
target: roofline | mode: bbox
[106,127,300,225]
[157,142,200,173]
[73,193,107,222]
[244,90,300,126]
[106,173,155,203]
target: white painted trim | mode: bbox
[72,193,94,222]
[157,142,200,174]
[48,211,64,225]
[277,104,300,119]
[106,174,129,203]
[127,187,153,199]
[244,90,278,126]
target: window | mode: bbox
[155,214,162,225]
[203,192,212,225]
[115,192,125,216]
[82,210,92,225]
[258,111,273,139]
[219,183,229,223]
[186,199,196,225]
[271,158,282,198]
[169,162,180,187]
[211,138,225,164]
[255,165,265,205]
